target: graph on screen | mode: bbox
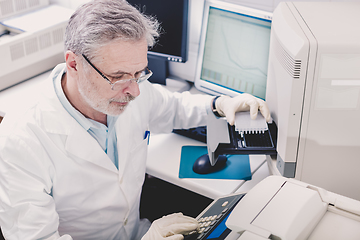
[200,7,271,99]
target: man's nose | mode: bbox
[123,80,140,97]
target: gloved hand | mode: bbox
[141,213,198,240]
[214,93,271,125]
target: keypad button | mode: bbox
[197,233,204,239]
[222,208,228,213]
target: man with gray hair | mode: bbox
[0,0,270,239]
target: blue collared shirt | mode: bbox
[54,69,119,169]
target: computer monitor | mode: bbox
[127,0,189,84]
[194,0,272,100]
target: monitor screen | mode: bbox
[127,0,189,63]
[194,0,272,100]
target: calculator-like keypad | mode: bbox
[186,214,224,239]
[184,195,244,240]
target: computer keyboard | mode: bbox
[172,126,207,143]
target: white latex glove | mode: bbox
[141,213,198,240]
[215,93,271,125]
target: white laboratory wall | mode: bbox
[51,0,360,82]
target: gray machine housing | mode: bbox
[266,2,360,200]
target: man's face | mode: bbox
[78,38,148,116]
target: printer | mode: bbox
[0,0,73,91]
[188,175,360,240]
[226,176,360,240]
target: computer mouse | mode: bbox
[192,154,227,174]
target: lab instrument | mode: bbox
[186,176,360,240]
[266,2,360,200]
[0,0,74,91]
[194,0,360,201]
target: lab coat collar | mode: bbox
[64,120,118,173]
[40,64,118,174]
[53,65,93,131]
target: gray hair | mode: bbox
[64,0,160,60]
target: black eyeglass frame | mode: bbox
[82,54,152,90]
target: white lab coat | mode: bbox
[0,64,212,240]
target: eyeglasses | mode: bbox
[82,54,153,91]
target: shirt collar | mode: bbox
[53,66,118,131]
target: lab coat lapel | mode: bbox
[64,121,118,173]
[41,108,117,173]
[115,106,132,182]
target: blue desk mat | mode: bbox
[179,145,252,180]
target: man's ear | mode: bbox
[65,51,78,75]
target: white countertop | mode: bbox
[147,132,269,199]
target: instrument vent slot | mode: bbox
[0,0,14,17]
[10,42,25,61]
[14,0,26,11]
[28,0,40,7]
[39,32,52,49]
[52,27,64,44]
[25,37,38,55]
[273,34,301,79]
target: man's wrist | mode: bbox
[212,96,222,117]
